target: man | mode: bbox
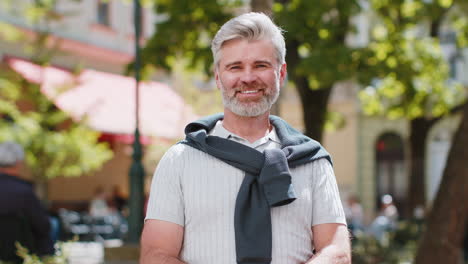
[0,142,54,263]
[141,12,350,264]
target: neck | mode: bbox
[222,109,271,143]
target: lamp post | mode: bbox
[127,0,145,244]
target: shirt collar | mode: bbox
[209,120,281,147]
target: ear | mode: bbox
[214,68,222,90]
[279,63,287,84]
[215,67,219,81]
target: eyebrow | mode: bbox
[255,60,273,66]
[224,60,273,69]
[224,61,242,69]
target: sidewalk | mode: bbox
[62,242,104,264]
[62,242,139,264]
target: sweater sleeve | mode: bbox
[145,145,185,226]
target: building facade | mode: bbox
[0,0,195,207]
[1,1,466,223]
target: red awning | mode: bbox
[7,57,198,140]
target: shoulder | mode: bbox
[161,143,204,160]
[157,143,211,168]
[310,158,334,177]
[295,157,333,170]
[312,158,333,169]
[0,174,33,192]
[294,158,335,181]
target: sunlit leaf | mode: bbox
[319,29,330,39]
[308,77,321,90]
[0,0,113,182]
[0,22,26,42]
[402,1,423,18]
[372,25,388,40]
[438,0,453,8]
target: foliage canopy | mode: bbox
[0,0,113,181]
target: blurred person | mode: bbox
[89,186,110,218]
[380,194,399,226]
[110,185,127,216]
[141,12,350,264]
[0,141,54,263]
[369,194,399,240]
[344,194,364,233]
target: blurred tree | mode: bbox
[251,0,273,16]
[0,0,113,199]
[170,59,224,116]
[274,0,362,141]
[358,0,468,216]
[141,0,236,75]
[414,101,468,264]
[142,0,466,219]
[142,0,362,141]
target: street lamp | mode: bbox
[127,0,145,244]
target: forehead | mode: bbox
[218,38,277,66]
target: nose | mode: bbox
[239,68,258,84]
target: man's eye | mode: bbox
[256,64,267,68]
[229,66,241,70]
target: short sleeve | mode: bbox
[310,159,347,226]
[145,145,185,226]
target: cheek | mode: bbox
[217,78,234,96]
[220,74,239,88]
[261,72,280,85]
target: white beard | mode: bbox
[220,79,280,117]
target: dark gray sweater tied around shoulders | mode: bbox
[180,113,332,264]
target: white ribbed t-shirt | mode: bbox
[145,122,346,264]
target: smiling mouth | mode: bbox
[238,89,261,94]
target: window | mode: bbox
[375,132,407,217]
[97,0,110,26]
[440,31,459,79]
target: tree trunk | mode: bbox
[286,40,330,141]
[296,79,331,141]
[414,104,468,264]
[407,117,433,217]
[250,0,273,16]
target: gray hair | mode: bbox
[211,12,286,67]
[0,141,25,167]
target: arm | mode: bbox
[306,159,350,263]
[305,223,351,264]
[26,191,54,255]
[142,145,186,263]
[140,219,186,264]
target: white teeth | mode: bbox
[240,90,259,94]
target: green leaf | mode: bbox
[438,0,453,8]
[0,0,113,182]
